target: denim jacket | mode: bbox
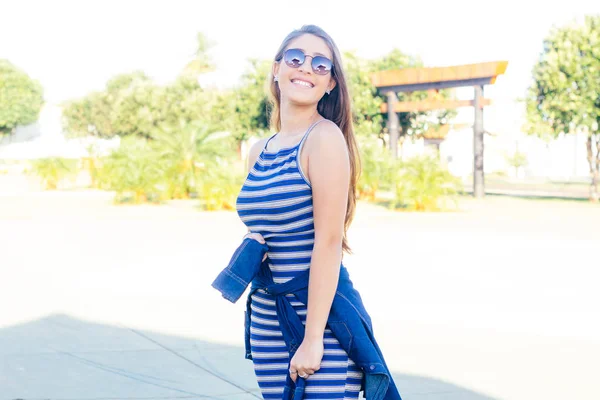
[212,237,402,400]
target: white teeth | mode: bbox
[292,79,313,88]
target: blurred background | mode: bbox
[1,1,599,399]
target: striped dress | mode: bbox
[235,119,363,399]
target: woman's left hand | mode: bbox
[289,337,324,382]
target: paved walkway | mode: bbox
[1,191,599,400]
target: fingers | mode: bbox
[244,232,265,244]
[289,366,317,382]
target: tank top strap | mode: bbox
[298,118,328,152]
[263,132,278,150]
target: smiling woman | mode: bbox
[230,24,402,400]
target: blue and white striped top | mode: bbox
[236,119,326,284]
[235,118,364,399]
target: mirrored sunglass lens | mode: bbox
[312,57,332,75]
[284,49,304,67]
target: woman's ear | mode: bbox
[272,62,280,80]
[328,78,337,93]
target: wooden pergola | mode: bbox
[370,61,508,198]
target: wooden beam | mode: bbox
[371,61,508,89]
[380,98,491,113]
[376,77,494,93]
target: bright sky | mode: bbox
[1,0,599,132]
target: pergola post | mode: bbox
[387,91,400,159]
[473,85,484,198]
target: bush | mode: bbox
[96,137,164,203]
[392,154,462,211]
[198,157,245,211]
[150,120,231,200]
[356,136,395,200]
[27,157,79,189]
[94,122,240,208]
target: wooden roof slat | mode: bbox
[370,61,508,92]
[381,98,491,113]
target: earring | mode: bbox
[274,76,279,82]
[326,89,331,95]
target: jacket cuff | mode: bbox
[211,269,247,303]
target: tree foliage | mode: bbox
[525,15,600,201]
[0,59,44,135]
[58,36,464,209]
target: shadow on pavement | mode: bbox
[0,314,498,400]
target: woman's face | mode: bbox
[273,34,336,106]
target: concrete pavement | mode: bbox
[1,191,599,399]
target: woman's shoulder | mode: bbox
[306,119,346,152]
[246,137,270,171]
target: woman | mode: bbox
[236,24,364,399]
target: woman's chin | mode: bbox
[284,91,320,106]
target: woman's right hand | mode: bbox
[244,232,268,261]
[244,231,265,244]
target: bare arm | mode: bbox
[304,122,350,341]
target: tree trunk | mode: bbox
[586,134,599,202]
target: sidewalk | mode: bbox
[1,192,599,400]
[1,315,497,400]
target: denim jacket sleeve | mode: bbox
[211,237,269,303]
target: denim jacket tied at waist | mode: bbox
[211,237,402,400]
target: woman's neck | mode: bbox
[278,100,321,137]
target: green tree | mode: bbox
[506,150,528,177]
[0,59,44,136]
[104,71,162,139]
[106,70,152,93]
[344,51,384,139]
[525,15,600,201]
[159,75,214,133]
[61,91,115,138]
[62,72,214,140]
[224,58,272,158]
[61,71,153,138]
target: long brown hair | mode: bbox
[266,24,361,255]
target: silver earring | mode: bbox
[326,89,331,95]
[274,76,279,82]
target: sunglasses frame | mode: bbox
[280,48,335,76]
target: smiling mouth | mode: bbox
[291,79,314,88]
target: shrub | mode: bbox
[150,120,231,200]
[356,136,394,200]
[392,154,462,211]
[96,137,164,203]
[27,157,79,189]
[197,157,245,211]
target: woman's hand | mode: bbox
[244,231,268,261]
[244,231,265,244]
[289,337,323,383]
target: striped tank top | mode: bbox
[236,119,325,283]
[235,119,363,399]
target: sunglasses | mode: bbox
[281,48,334,76]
